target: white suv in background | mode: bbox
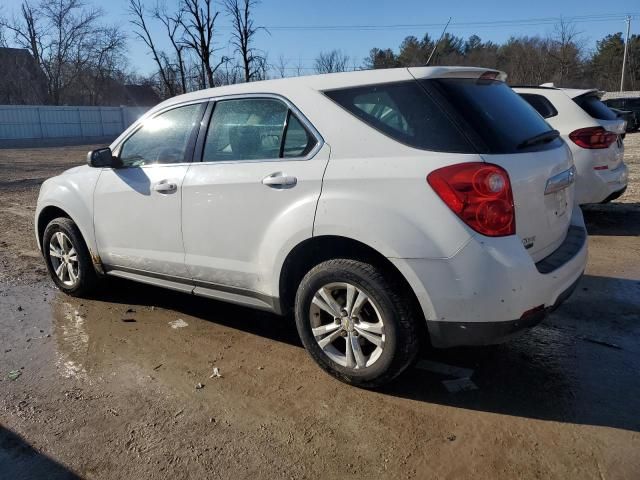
[515,85,628,204]
[36,67,587,387]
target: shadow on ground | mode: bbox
[85,269,640,433]
[583,202,640,236]
[0,426,81,479]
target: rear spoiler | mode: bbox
[409,66,507,82]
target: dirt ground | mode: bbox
[1,135,639,479]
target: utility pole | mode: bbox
[620,15,631,92]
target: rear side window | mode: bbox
[574,94,617,121]
[324,82,474,153]
[519,93,558,119]
[423,78,560,153]
[283,114,316,157]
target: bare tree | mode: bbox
[1,2,43,68]
[224,0,265,82]
[2,0,117,104]
[128,0,176,97]
[154,3,187,94]
[314,50,349,74]
[80,25,127,104]
[294,58,305,77]
[275,54,288,78]
[179,0,226,88]
[548,18,584,85]
[40,0,104,104]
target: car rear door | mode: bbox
[93,102,206,278]
[181,95,329,298]
[415,74,577,262]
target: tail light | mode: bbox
[427,162,515,237]
[569,127,617,149]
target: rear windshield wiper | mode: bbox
[516,130,560,150]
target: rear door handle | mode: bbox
[152,180,178,193]
[262,172,297,188]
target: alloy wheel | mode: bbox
[309,282,385,369]
[49,231,80,287]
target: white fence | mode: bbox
[0,105,149,141]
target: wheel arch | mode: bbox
[36,204,103,274]
[37,206,71,251]
[278,235,426,329]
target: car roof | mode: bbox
[156,66,506,110]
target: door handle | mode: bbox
[152,180,178,193]
[262,172,297,188]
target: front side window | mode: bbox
[202,98,317,162]
[119,103,203,167]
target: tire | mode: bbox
[42,217,98,296]
[294,259,421,388]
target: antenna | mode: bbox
[426,17,452,66]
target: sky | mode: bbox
[2,0,639,76]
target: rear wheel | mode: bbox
[294,259,421,388]
[42,218,98,296]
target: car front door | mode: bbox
[181,96,329,300]
[94,102,206,278]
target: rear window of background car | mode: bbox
[519,93,559,119]
[574,94,618,121]
[325,78,560,155]
[605,99,625,109]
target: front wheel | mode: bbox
[294,259,421,388]
[42,217,98,296]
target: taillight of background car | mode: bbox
[569,127,617,150]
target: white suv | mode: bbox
[36,67,587,387]
[515,85,628,204]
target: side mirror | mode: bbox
[87,147,118,168]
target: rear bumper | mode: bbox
[390,208,588,348]
[575,157,628,205]
[426,272,582,347]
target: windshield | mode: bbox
[422,78,561,154]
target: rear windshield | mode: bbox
[574,94,617,120]
[422,78,560,153]
[325,78,560,154]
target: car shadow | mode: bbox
[0,426,81,479]
[87,272,640,433]
[112,167,152,196]
[582,203,640,236]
